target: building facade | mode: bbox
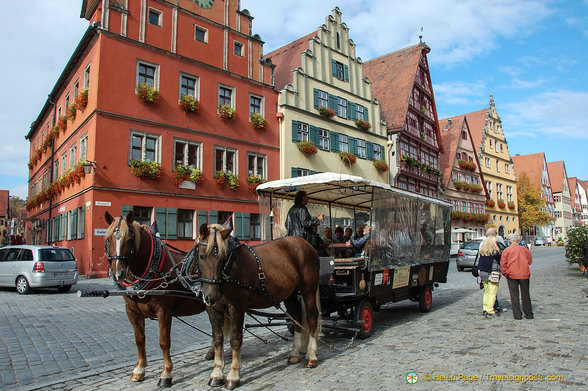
[25,0,278,276]
[568,177,584,227]
[512,153,555,241]
[580,180,588,226]
[438,116,488,247]
[547,161,573,241]
[364,43,443,198]
[264,8,388,182]
[463,96,518,237]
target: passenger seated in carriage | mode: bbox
[332,226,353,257]
[348,224,371,258]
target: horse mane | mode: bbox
[105,216,143,253]
[206,224,228,260]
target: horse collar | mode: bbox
[122,232,166,290]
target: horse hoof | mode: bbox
[157,377,173,387]
[226,380,240,389]
[305,359,318,368]
[287,356,301,365]
[130,373,145,382]
[205,349,215,361]
[208,377,224,387]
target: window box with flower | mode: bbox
[218,104,235,121]
[137,83,160,104]
[373,159,389,172]
[486,199,495,207]
[58,115,68,132]
[497,199,506,208]
[130,159,162,180]
[67,102,77,121]
[355,119,371,131]
[508,201,516,210]
[317,106,335,118]
[247,174,266,194]
[295,141,318,156]
[174,164,203,186]
[214,170,239,190]
[250,112,267,129]
[338,151,357,166]
[179,94,200,112]
[76,88,88,110]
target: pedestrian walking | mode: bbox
[478,235,502,318]
[501,233,534,320]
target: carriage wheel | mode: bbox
[354,300,373,339]
[419,285,432,312]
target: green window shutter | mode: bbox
[366,141,374,160]
[350,137,358,155]
[310,170,319,175]
[310,125,319,145]
[291,167,298,178]
[209,210,218,224]
[79,207,85,239]
[155,208,166,237]
[313,89,319,109]
[121,205,132,218]
[328,94,337,111]
[350,103,357,121]
[166,208,177,240]
[331,60,337,76]
[331,132,340,152]
[71,209,78,240]
[235,213,243,238]
[347,100,352,120]
[292,120,299,142]
[344,65,349,82]
[364,106,369,122]
[198,210,207,232]
[242,213,250,239]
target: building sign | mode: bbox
[58,206,66,213]
[95,201,111,206]
[94,228,108,236]
[178,181,196,190]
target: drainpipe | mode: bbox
[47,95,56,244]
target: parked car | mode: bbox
[456,238,507,271]
[0,245,78,294]
[534,237,546,246]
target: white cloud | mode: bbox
[502,90,588,139]
[433,81,486,106]
[510,78,545,89]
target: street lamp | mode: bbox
[83,160,97,174]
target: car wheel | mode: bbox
[354,299,373,339]
[16,276,31,295]
[58,285,72,293]
[456,264,464,271]
[419,285,432,312]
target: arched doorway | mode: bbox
[498,225,506,237]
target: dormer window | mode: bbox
[148,8,162,27]
[234,41,244,57]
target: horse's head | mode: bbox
[195,223,232,307]
[104,210,140,284]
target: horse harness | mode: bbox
[194,230,281,308]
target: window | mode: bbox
[318,129,330,150]
[250,214,261,241]
[297,122,309,142]
[194,25,208,43]
[554,211,561,218]
[177,209,194,240]
[554,195,560,203]
[338,134,349,153]
[233,41,244,57]
[500,144,504,153]
[69,144,77,170]
[247,153,266,178]
[133,206,152,226]
[59,213,68,241]
[496,183,503,201]
[174,139,201,168]
[356,105,365,120]
[505,164,510,174]
[84,64,90,89]
[218,85,233,107]
[61,153,67,177]
[180,74,198,98]
[80,134,88,162]
[53,161,59,182]
[68,209,78,240]
[293,168,310,177]
[496,159,500,172]
[373,144,382,161]
[318,90,328,109]
[489,139,493,149]
[507,185,513,202]
[334,61,344,80]
[74,80,79,98]
[215,146,237,173]
[137,61,158,87]
[486,181,493,199]
[485,157,491,168]
[249,94,263,116]
[461,130,467,140]
[337,97,347,118]
[130,131,160,162]
[65,94,70,111]
[357,139,366,158]
[148,8,162,26]
[42,171,48,191]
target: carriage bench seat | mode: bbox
[333,257,365,269]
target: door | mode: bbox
[0,248,22,285]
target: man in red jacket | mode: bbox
[501,233,534,320]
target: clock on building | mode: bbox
[193,0,214,9]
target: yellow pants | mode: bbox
[482,280,499,314]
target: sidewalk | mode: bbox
[28,261,587,391]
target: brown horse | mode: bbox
[196,224,321,389]
[104,211,214,387]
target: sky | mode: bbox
[1,0,587,200]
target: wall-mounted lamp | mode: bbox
[83,160,97,174]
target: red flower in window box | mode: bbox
[508,202,516,210]
[497,200,506,208]
[76,89,88,110]
[296,141,318,156]
[179,94,200,112]
[218,104,235,121]
[373,159,389,172]
[338,152,357,165]
[317,106,335,118]
[137,83,160,104]
[355,119,371,130]
[486,199,495,207]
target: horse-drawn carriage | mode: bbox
[255,172,452,338]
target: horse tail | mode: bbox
[315,286,322,337]
[300,285,322,345]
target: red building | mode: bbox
[364,43,443,197]
[25,0,278,277]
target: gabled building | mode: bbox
[438,116,488,245]
[568,177,583,227]
[512,153,555,241]
[0,190,9,246]
[264,8,388,182]
[580,180,588,226]
[24,0,278,276]
[364,42,443,198]
[462,95,518,237]
[547,161,573,241]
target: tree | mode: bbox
[517,173,555,231]
[565,226,588,269]
[10,196,26,219]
